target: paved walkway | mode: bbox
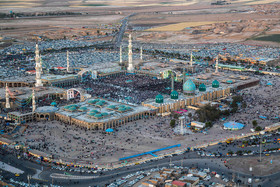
[0,161,24,174]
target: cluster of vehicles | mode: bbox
[108,171,148,187]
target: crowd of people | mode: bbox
[81,74,182,104]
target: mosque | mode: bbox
[0,34,260,130]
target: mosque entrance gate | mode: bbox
[66,88,82,101]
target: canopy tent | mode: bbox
[259,116,267,119]
[223,121,244,130]
[105,128,114,133]
[266,82,273,86]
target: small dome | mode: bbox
[183,79,196,94]
[171,90,179,99]
[212,80,220,88]
[199,84,206,92]
[88,100,95,104]
[94,114,103,118]
[125,106,132,110]
[95,102,104,106]
[90,109,99,113]
[118,107,126,112]
[79,106,87,111]
[155,94,164,103]
[107,105,116,109]
[102,112,109,116]
[64,105,71,109]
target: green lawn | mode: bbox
[252,34,280,43]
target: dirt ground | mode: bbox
[226,154,280,176]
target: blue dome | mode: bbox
[183,79,196,94]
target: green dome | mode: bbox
[212,80,220,88]
[88,100,95,104]
[125,106,132,110]
[90,109,99,113]
[199,84,206,92]
[171,90,179,99]
[88,112,96,116]
[118,107,126,112]
[118,105,126,108]
[95,102,104,106]
[94,114,103,118]
[101,112,109,116]
[68,106,76,111]
[155,94,164,103]
[107,105,116,109]
[79,106,87,111]
[183,79,196,94]
[64,105,71,109]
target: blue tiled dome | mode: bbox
[183,79,196,94]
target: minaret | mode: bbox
[67,50,70,73]
[35,44,43,87]
[119,46,122,64]
[32,89,36,112]
[183,68,186,84]
[127,34,134,72]
[171,72,174,92]
[39,55,43,75]
[140,46,143,60]
[5,84,10,109]
[190,51,193,67]
[215,54,219,73]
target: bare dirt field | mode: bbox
[226,154,280,176]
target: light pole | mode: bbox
[27,175,31,187]
[259,131,265,162]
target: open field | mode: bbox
[252,34,280,43]
[245,0,279,5]
[146,21,228,32]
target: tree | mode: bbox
[241,102,247,109]
[255,126,262,132]
[252,120,258,128]
[188,113,192,119]
[170,119,176,128]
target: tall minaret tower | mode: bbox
[215,54,219,73]
[35,44,43,87]
[140,46,143,60]
[5,84,10,109]
[127,34,134,72]
[183,68,186,84]
[32,89,36,112]
[67,50,70,73]
[171,72,174,92]
[39,55,43,75]
[190,51,193,67]
[119,46,122,64]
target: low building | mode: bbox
[191,121,205,129]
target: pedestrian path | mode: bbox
[0,161,24,174]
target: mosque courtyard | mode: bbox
[14,72,279,166]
